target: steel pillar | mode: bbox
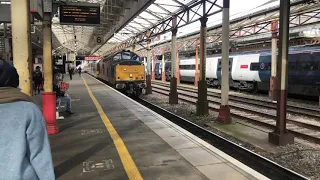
[176,48,180,85]
[269,20,278,101]
[146,39,152,94]
[151,51,155,80]
[10,0,33,96]
[42,13,59,134]
[161,48,166,82]
[194,39,199,87]
[169,15,178,104]
[217,0,231,123]
[268,0,294,146]
[196,15,209,116]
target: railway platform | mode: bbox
[48,74,268,180]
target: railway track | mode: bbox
[136,98,309,180]
[152,81,320,119]
[150,83,320,144]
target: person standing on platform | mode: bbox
[68,65,73,80]
[78,66,82,77]
[0,60,55,180]
[33,66,43,95]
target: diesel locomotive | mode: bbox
[88,50,146,97]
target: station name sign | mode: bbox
[85,56,100,60]
[76,56,100,61]
[59,3,100,25]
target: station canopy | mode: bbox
[51,0,303,57]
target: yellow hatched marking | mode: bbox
[82,77,143,180]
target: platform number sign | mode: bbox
[94,36,102,45]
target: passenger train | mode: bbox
[153,47,320,97]
[88,50,146,97]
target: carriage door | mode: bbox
[217,58,233,84]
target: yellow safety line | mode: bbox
[82,77,143,180]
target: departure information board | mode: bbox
[59,4,100,25]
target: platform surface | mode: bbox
[49,74,268,180]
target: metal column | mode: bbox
[145,39,152,94]
[161,48,166,82]
[10,0,32,96]
[169,15,178,104]
[194,39,199,87]
[268,0,294,146]
[42,13,59,134]
[151,51,155,80]
[269,20,278,101]
[176,47,180,84]
[196,8,209,115]
[217,0,231,123]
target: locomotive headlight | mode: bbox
[130,74,133,77]
[124,68,127,71]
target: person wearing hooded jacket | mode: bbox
[0,60,55,180]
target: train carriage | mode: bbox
[174,46,320,97]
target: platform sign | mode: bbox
[85,56,100,61]
[94,36,103,45]
[59,3,100,26]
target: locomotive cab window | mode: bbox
[113,53,121,61]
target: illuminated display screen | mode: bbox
[59,4,100,25]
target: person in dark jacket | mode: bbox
[53,79,74,114]
[33,66,43,95]
[67,65,73,80]
[77,67,82,77]
[0,60,55,180]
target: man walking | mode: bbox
[67,65,73,80]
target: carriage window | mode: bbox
[250,62,271,71]
[288,62,296,71]
[250,63,260,71]
[288,54,298,71]
[97,63,100,71]
[165,62,171,70]
[297,54,316,71]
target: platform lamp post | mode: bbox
[268,0,294,146]
[145,31,152,95]
[217,0,231,123]
[196,0,209,115]
[169,15,178,104]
